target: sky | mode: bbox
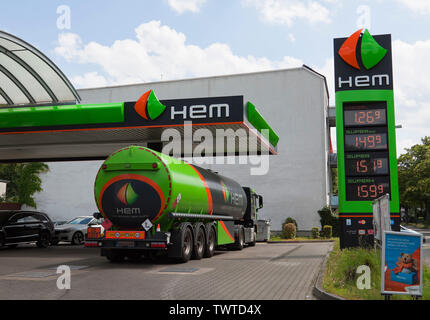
[1,0,430,155]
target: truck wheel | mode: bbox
[36,232,51,248]
[192,226,205,260]
[204,226,216,258]
[180,227,193,263]
[234,228,245,250]
[248,232,257,247]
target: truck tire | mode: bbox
[180,226,194,262]
[248,232,257,247]
[229,227,244,251]
[204,226,216,258]
[192,226,206,260]
[237,228,245,250]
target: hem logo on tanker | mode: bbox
[337,29,391,90]
[116,183,141,215]
[134,90,229,121]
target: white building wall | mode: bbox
[32,68,330,230]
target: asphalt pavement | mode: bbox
[0,242,333,300]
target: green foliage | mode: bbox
[0,163,49,208]
[398,136,430,224]
[318,206,339,237]
[322,225,332,238]
[283,217,298,229]
[323,240,430,300]
[282,223,296,239]
[312,227,320,239]
[332,168,338,195]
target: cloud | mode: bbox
[55,20,303,88]
[396,0,430,14]
[392,38,430,153]
[241,0,332,26]
[167,0,206,14]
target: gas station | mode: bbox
[0,28,400,240]
[0,30,332,232]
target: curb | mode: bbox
[312,244,346,300]
[267,240,335,244]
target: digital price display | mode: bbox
[346,177,390,201]
[344,132,388,151]
[345,153,389,176]
[344,104,387,127]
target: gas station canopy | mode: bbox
[0,31,278,162]
[0,31,80,106]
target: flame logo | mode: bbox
[338,29,387,70]
[117,183,139,206]
[221,180,230,203]
[134,90,166,120]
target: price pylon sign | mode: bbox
[334,29,400,248]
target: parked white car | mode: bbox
[400,225,426,243]
[52,216,103,245]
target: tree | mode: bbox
[0,163,49,208]
[398,137,430,224]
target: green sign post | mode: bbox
[334,29,400,248]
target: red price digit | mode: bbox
[357,160,368,173]
[366,111,374,124]
[375,111,381,121]
[367,135,375,148]
[369,185,378,198]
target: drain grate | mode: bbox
[7,271,58,279]
[47,265,89,270]
[159,267,199,273]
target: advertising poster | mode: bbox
[381,231,423,296]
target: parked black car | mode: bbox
[0,210,55,248]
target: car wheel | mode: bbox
[0,234,5,248]
[36,232,51,248]
[71,232,84,245]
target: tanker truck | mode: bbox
[90,145,264,263]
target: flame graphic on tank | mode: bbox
[221,180,230,203]
[117,183,139,206]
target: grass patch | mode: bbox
[323,239,430,300]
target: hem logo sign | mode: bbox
[134,89,230,121]
[337,29,390,90]
[134,90,166,120]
